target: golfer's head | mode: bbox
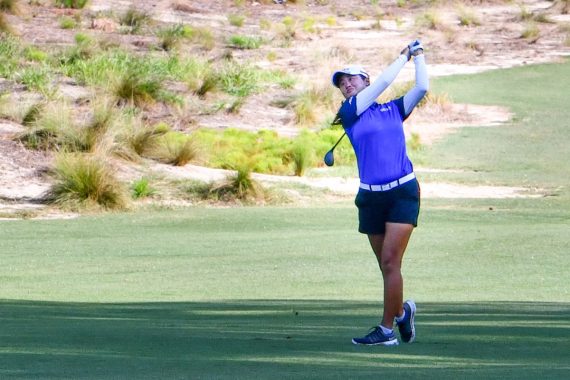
[331,65,370,99]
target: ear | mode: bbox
[365,77,370,86]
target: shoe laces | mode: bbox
[367,325,385,337]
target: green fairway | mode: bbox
[1,205,569,379]
[1,60,570,378]
[1,300,568,379]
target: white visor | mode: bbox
[331,65,369,87]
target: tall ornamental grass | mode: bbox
[48,153,129,210]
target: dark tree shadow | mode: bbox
[0,300,568,379]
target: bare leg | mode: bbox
[368,222,414,329]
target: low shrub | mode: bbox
[131,177,156,199]
[55,0,88,9]
[0,0,19,14]
[457,5,481,27]
[119,7,150,34]
[228,14,245,27]
[114,117,169,160]
[293,84,336,127]
[47,153,129,210]
[111,69,162,107]
[148,132,200,166]
[415,9,444,30]
[207,165,266,204]
[215,61,260,97]
[81,97,118,152]
[228,35,263,49]
[289,130,315,176]
[18,101,84,151]
[521,22,540,42]
[59,16,77,29]
[156,23,188,51]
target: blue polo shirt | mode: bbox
[339,96,412,185]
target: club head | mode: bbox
[324,150,335,167]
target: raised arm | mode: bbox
[355,54,408,116]
[402,53,429,118]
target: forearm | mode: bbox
[403,55,428,116]
[356,54,408,115]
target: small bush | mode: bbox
[277,16,297,42]
[149,132,199,166]
[22,101,45,126]
[423,91,452,108]
[59,16,77,29]
[293,84,336,126]
[302,17,317,33]
[208,165,265,203]
[156,23,188,51]
[55,0,88,9]
[290,131,315,176]
[24,46,48,62]
[131,177,156,199]
[215,61,260,97]
[228,14,245,27]
[112,69,162,107]
[0,93,30,123]
[415,9,443,30]
[119,7,150,34]
[457,5,481,27]
[259,18,272,30]
[0,0,19,14]
[48,153,129,210]
[183,25,215,50]
[228,35,262,49]
[178,57,214,95]
[533,13,553,23]
[18,101,83,151]
[15,65,53,94]
[58,35,101,67]
[407,132,422,152]
[518,6,533,22]
[115,117,169,160]
[82,97,117,152]
[521,22,540,42]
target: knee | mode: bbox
[380,253,402,274]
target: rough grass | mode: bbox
[47,153,129,210]
[147,132,200,166]
[207,166,266,203]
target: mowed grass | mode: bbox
[1,60,570,378]
[0,205,568,379]
[425,58,570,191]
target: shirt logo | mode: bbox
[380,105,391,112]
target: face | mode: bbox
[338,74,370,99]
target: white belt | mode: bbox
[359,173,416,192]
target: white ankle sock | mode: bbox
[395,310,406,323]
[379,325,393,335]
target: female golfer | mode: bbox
[331,40,428,346]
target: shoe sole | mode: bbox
[404,300,416,343]
[351,338,399,346]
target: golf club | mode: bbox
[323,132,346,167]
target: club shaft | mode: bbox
[331,132,346,151]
